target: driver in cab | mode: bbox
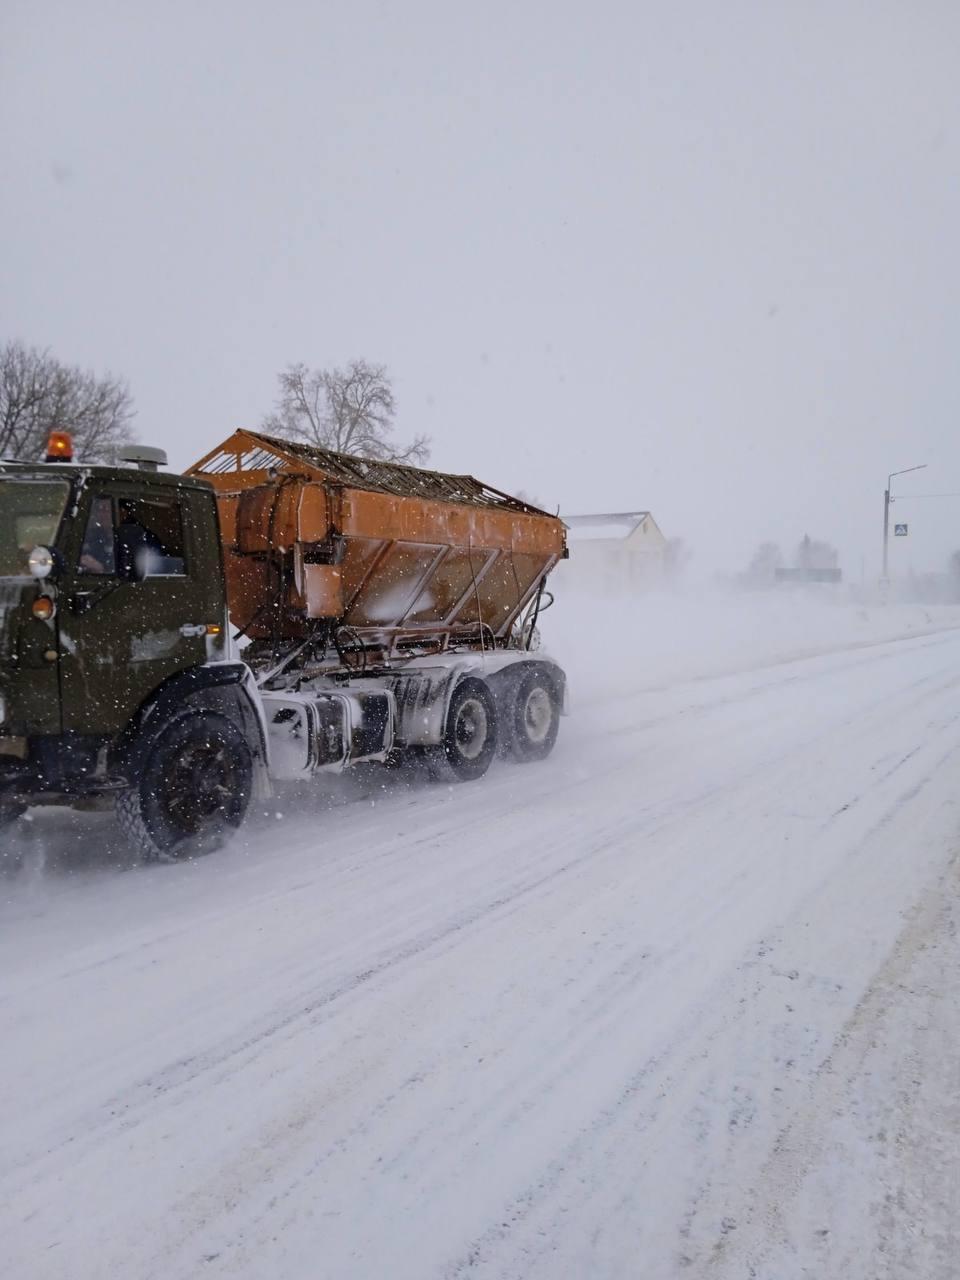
[80,499,166,578]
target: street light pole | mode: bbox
[883,464,927,582]
[883,485,890,579]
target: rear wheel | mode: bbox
[508,670,560,762]
[427,678,498,782]
[117,712,252,861]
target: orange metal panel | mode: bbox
[339,489,562,557]
[302,564,344,619]
[187,430,567,646]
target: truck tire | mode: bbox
[116,712,252,861]
[508,670,560,762]
[0,802,26,869]
[0,801,25,830]
[427,678,498,782]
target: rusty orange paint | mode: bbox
[188,429,566,645]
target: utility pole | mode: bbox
[882,465,926,582]
[882,485,890,580]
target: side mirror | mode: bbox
[28,546,61,580]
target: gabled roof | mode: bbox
[190,429,549,515]
[563,511,652,541]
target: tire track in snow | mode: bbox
[4,630,960,1279]
[15,653,955,1156]
[144,660,960,1278]
[437,738,960,1279]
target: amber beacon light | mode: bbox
[45,431,73,462]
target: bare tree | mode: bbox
[0,340,135,463]
[948,551,960,601]
[794,534,838,571]
[743,541,783,585]
[263,359,429,464]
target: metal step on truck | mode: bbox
[0,429,568,860]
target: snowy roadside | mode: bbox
[707,849,960,1280]
[546,587,960,697]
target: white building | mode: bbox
[561,511,668,594]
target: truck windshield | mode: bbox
[0,479,70,577]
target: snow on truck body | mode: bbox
[187,429,565,654]
[0,432,568,859]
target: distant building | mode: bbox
[774,567,843,584]
[561,511,667,593]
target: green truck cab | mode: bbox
[0,447,265,857]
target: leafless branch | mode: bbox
[263,358,430,465]
[0,339,136,462]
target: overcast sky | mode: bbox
[2,1,959,576]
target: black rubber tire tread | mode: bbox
[509,670,561,763]
[0,804,26,871]
[116,711,252,861]
[426,677,498,782]
[0,802,25,829]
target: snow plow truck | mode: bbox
[0,429,568,859]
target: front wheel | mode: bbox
[0,802,26,871]
[117,712,253,861]
[426,678,498,782]
[0,801,25,830]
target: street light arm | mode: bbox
[888,464,927,486]
[883,464,927,583]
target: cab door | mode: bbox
[58,485,220,735]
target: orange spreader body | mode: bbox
[187,430,566,648]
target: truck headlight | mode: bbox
[28,546,56,580]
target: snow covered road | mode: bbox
[3,622,960,1278]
